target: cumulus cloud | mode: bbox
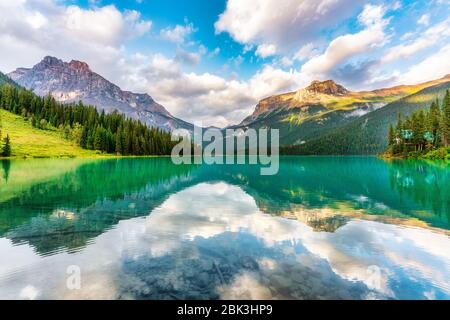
[381,17,450,63]
[397,44,450,84]
[331,60,380,87]
[158,65,299,127]
[299,4,389,83]
[174,49,201,66]
[2,0,447,128]
[279,57,294,67]
[215,0,363,52]
[294,43,318,61]
[0,0,303,127]
[160,22,196,44]
[119,53,301,127]
[65,7,151,46]
[0,0,152,76]
[255,43,277,58]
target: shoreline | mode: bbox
[0,154,172,161]
[0,151,448,163]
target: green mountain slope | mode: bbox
[232,77,450,146]
[0,73,97,158]
[285,80,450,155]
[0,109,100,158]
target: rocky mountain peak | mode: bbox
[68,60,90,72]
[305,80,349,95]
[8,56,193,132]
[40,56,64,67]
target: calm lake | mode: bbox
[0,157,449,300]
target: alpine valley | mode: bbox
[2,55,450,156]
[1,0,450,303]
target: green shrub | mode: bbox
[422,147,448,160]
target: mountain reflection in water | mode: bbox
[0,157,449,300]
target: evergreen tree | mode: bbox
[93,126,103,151]
[2,134,11,157]
[388,97,449,157]
[80,125,88,148]
[388,124,395,146]
[442,90,450,147]
[427,100,441,146]
[115,128,123,155]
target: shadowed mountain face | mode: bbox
[233,77,450,147]
[8,56,193,132]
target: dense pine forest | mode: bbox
[386,90,450,159]
[0,83,178,156]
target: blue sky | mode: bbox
[0,0,449,126]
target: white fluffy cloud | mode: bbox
[294,43,318,61]
[381,17,450,64]
[300,4,389,81]
[398,44,450,84]
[0,0,152,76]
[120,55,301,127]
[65,6,151,46]
[215,0,363,52]
[2,0,449,128]
[0,0,302,127]
[255,43,277,58]
[160,22,196,43]
[174,49,201,66]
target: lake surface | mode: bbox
[0,157,449,300]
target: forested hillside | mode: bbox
[233,77,450,147]
[386,90,450,159]
[282,80,450,155]
[0,83,178,157]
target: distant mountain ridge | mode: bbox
[234,76,450,147]
[285,79,450,155]
[5,57,450,155]
[8,56,192,132]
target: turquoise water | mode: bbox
[0,157,449,299]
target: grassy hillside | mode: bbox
[0,73,91,158]
[0,109,100,158]
[284,81,450,155]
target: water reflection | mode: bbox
[0,158,194,253]
[0,157,449,300]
